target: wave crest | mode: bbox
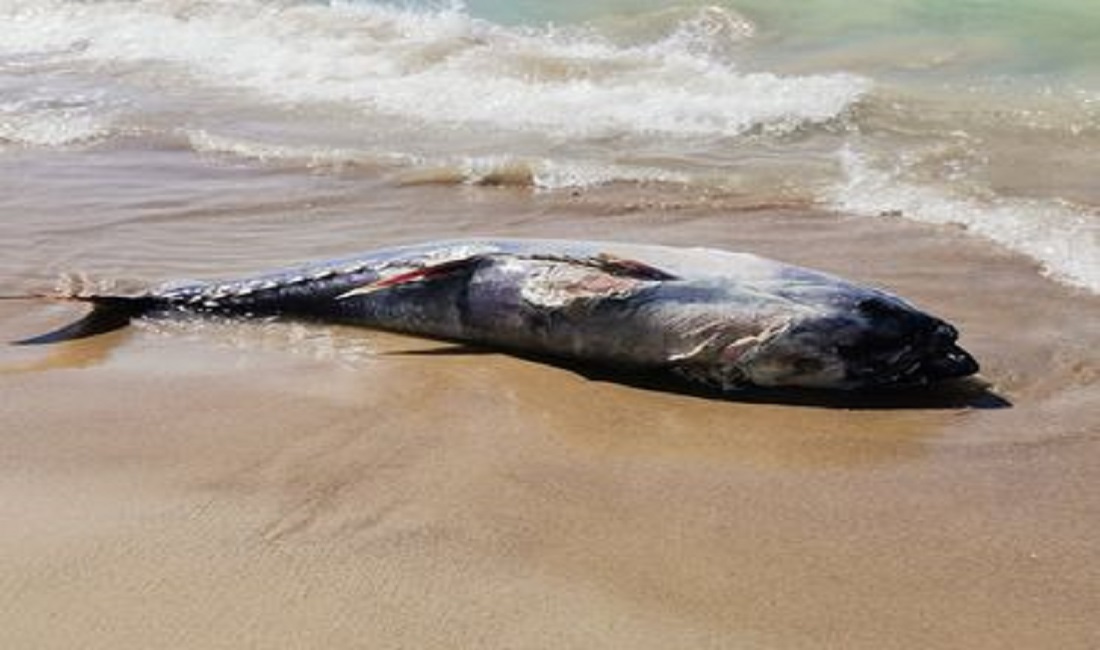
[0,0,868,140]
[833,146,1100,293]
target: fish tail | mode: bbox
[6,294,158,345]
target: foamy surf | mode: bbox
[0,104,112,148]
[0,83,119,148]
[833,146,1100,294]
[2,0,1097,296]
[0,0,867,140]
[187,130,692,190]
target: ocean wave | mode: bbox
[0,92,117,148]
[0,0,868,141]
[186,130,406,172]
[187,129,691,189]
[7,0,1095,297]
[400,155,693,190]
[832,146,1100,294]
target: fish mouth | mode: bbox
[915,343,980,381]
[843,336,980,387]
[841,300,981,387]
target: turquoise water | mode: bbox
[440,0,1100,76]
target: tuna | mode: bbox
[10,239,979,390]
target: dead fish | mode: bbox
[8,238,979,390]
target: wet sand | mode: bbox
[2,167,1099,648]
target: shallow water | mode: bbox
[2,0,1098,289]
[2,194,1099,647]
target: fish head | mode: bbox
[727,295,979,390]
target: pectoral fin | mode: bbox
[337,256,488,300]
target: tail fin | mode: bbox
[5,295,156,345]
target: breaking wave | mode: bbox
[186,130,692,190]
[833,146,1100,294]
[2,0,1096,295]
[0,0,867,141]
[0,89,118,148]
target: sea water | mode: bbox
[1,0,1098,291]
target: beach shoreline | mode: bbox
[3,1,1099,642]
[3,189,1098,648]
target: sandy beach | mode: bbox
[3,190,1098,648]
[3,0,1100,645]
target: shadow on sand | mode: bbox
[388,344,1012,411]
[5,308,1009,411]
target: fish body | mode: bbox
[13,239,979,390]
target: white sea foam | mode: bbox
[0,0,868,141]
[10,0,1094,295]
[0,92,116,148]
[187,129,690,189]
[832,146,1100,293]
[0,109,110,148]
[186,130,408,170]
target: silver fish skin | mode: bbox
[13,239,979,390]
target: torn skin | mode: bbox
[338,252,679,301]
